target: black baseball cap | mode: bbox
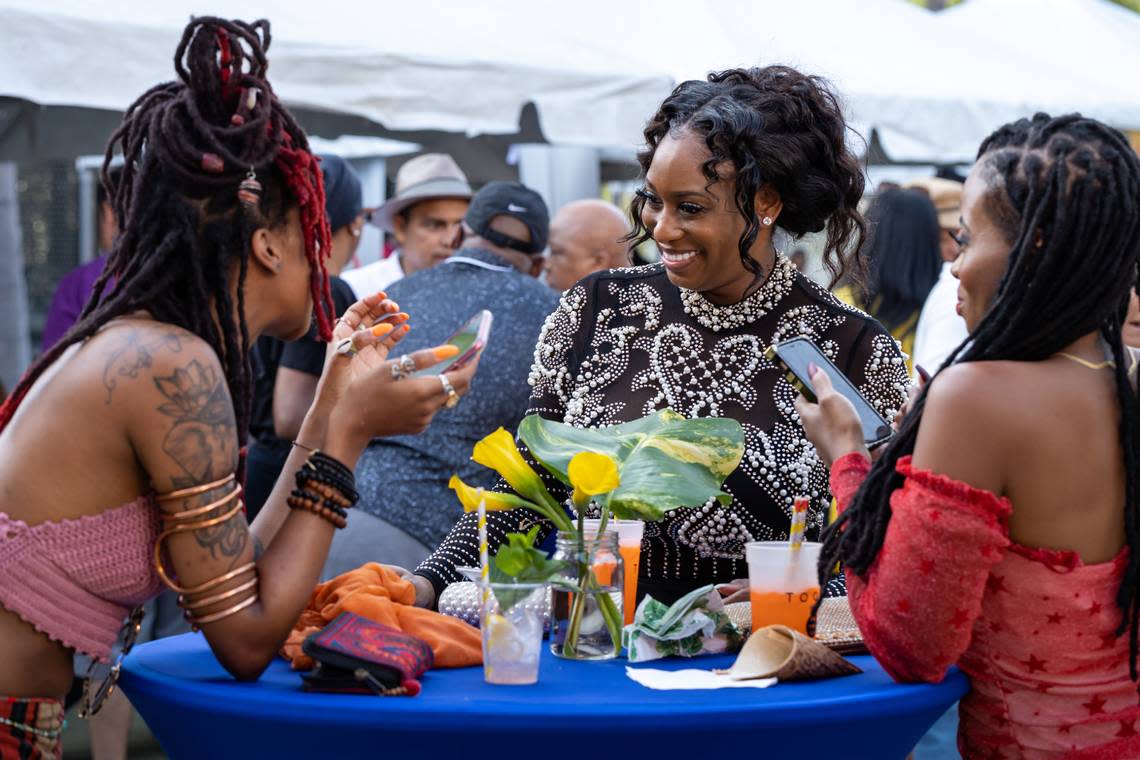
[464,181,549,255]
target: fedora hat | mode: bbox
[903,176,963,230]
[368,153,472,233]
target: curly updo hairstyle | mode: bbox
[626,65,867,289]
[822,113,1140,682]
[0,17,333,440]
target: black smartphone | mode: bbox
[765,337,893,447]
[413,310,493,377]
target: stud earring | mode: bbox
[762,216,772,227]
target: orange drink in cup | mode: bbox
[580,519,619,586]
[744,541,822,634]
[614,520,644,625]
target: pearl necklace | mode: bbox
[678,253,797,332]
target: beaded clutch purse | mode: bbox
[723,596,866,655]
[301,612,433,696]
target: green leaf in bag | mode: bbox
[517,409,744,522]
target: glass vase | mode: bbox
[549,529,623,660]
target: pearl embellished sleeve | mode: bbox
[847,322,913,426]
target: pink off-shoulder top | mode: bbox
[832,453,1139,760]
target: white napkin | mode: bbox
[625,666,776,690]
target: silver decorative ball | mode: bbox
[437,581,552,631]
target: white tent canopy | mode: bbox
[697,0,1140,162]
[0,0,1138,163]
[0,0,674,150]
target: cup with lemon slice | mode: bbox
[482,582,548,685]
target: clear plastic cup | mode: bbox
[580,518,616,538]
[614,520,644,625]
[482,582,547,685]
[745,541,822,635]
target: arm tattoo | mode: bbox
[176,485,249,565]
[192,513,248,564]
[103,329,182,403]
[154,358,237,488]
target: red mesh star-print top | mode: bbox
[831,453,1139,760]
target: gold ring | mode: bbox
[438,374,459,408]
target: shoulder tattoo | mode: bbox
[102,328,183,403]
[154,358,237,489]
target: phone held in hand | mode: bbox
[765,337,893,447]
[413,310,493,377]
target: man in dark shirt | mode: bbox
[246,155,363,516]
[324,182,559,577]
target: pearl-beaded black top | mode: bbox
[416,255,911,598]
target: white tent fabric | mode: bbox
[0,0,675,149]
[0,0,1138,163]
[700,0,1140,161]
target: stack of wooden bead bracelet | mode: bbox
[287,450,360,529]
[153,474,258,631]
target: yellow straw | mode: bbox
[789,496,809,550]
[477,492,489,609]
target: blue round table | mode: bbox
[121,633,967,759]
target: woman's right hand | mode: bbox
[338,349,478,441]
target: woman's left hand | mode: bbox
[794,364,869,468]
[315,291,407,411]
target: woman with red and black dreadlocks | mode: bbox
[0,17,475,757]
[800,112,1140,758]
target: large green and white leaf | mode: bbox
[517,409,744,522]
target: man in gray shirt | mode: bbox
[323,182,559,577]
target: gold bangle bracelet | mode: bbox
[154,500,248,593]
[156,474,236,502]
[157,499,245,539]
[160,484,242,522]
[157,558,255,597]
[186,590,259,628]
[180,576,259,612]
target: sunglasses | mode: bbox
[78,606,145,718]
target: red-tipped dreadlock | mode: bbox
[0,17,333,440]
[278,137,335,342]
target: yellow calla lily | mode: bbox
[568,452,620,496]
[471,427,554,508]
[448,475,531,513]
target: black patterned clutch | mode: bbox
[301,612,434,696]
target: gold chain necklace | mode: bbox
[1055,352,1115,370]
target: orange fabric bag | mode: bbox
[282,563,482,670]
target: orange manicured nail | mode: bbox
[370,323,394,337]
[433,344,460,360]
